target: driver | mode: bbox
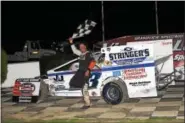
[69,38,96,109]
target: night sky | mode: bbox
[1,1,184,54]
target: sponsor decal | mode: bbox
[129,81,151,86]
[174,54,184,62]
[133,34,184,51]
[109,47,150,65]
[105,34,184,51]
[123,47,133,51]
[17,78,40,82]
[123,68,147,80]
[173,51,184,80]
[19,100,32,103]
[112,71,121,77]
[20,83,35,96]
[162,42,172,45]
[173,51,184,68]
[134,34,184,41]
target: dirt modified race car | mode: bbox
[12,39,177,104]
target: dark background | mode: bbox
[1,1,184,54]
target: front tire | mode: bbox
[102,81,128,105]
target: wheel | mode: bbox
[102,81,129,105]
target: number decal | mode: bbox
[89,72,102,88]
[55,75,63,81]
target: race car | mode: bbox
[12,41,176,104]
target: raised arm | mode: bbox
[69,38,81,56]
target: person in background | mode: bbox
[69,38,96,109]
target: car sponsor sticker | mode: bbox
[109,47,150,65]
[123,68,147,80]
[173,51,185,80]
[173,51,184,68]
[16,78,40,82]
[20,83,35,96]
[112,71,121,77]
[129,81,151,87]
[174,52,184,62]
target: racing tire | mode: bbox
[102,81,129,105]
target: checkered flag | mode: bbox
[71,20,97,39]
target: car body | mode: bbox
[13,41,175,104]
[43,44,158,104]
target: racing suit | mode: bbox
[69,44,96,106]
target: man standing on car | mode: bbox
[69,38,96,109]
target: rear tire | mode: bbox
[102,81,129,105]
